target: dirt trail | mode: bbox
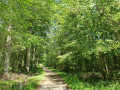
[37,66,71,90]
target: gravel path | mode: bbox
[37,67,71,90]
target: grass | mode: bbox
[46,67,120,90]
[0,80,14,90]
[0,67,45,90]
[22,71,45,90]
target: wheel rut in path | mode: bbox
[37,66,71,90]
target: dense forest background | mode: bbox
[0,0,120,88]
[44,0,120,80]
[0,0,53,78]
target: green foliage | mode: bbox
[48,67,120,90]
[44,0,120,80]
[0,0,54,73]
[0,69,45,90]
[22,72,45,90]
[1,0,120,89]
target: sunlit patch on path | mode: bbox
[37,66,71,90]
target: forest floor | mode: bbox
[37,66,71,90]
[0,67,45,90]
[43,67,120,90]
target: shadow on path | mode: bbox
[37,66,71,90]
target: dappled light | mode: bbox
[0,0,120,89]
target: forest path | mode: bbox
[37,66,71,90]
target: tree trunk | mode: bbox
[32,47,35,68]
[19,53,24,68]
[0,48,3,68]
[35,58,39,68]
[4,24,12,79]
[99,53,109,79]
[26,47,31,72]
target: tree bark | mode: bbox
[35,58,39,68]
[4,24,12,79]
[26,47,31,72]
[0,48,3,68]
[32,47,35,68]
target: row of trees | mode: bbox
[44,0,120,79]
[1,0,120,80]
[0,0,54,79]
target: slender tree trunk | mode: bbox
[26,47,31,72]
[0,51,3,70]
[99,53,109,79]
[4,24,12,79]
[0,52,2,65]
[103,55,109,78]
[32,47,35,68]
[18,53,22,68]
[0,48,3,67]
[35,58,39,68]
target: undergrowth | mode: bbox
[47,67,120,90]
[0,67,45,90]
[22,71,45,90]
